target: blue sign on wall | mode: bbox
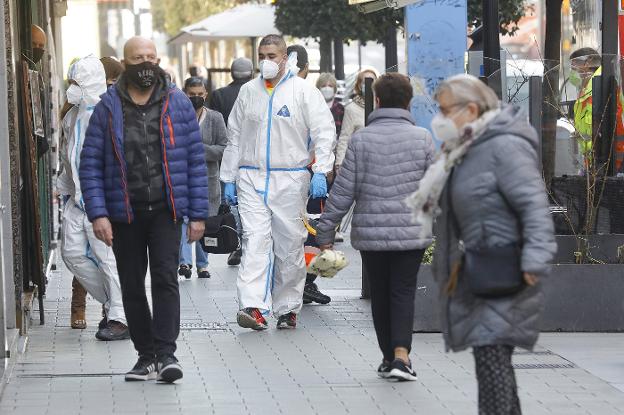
[406,0,467,135]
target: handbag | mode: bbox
[199,205,240,254]
[448,169,525,298]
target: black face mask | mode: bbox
[189,95,205,110]
[32,47,44,64]
[125,61,160,89]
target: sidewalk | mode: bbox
[1,241,624,415]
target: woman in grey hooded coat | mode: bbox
[409,74,556,415]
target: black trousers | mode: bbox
[112,209,182,358]
[360,249,425,362]
[473,345,522,415]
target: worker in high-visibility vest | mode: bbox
[570,47,624,172]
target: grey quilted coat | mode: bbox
[199,108,228,216]
[433,105,557,352]
[317,108,434,251]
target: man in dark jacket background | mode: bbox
[79,36,208,384]
[210,57,253,266]
[209,57,253,126]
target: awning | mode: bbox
[168,3,279,45]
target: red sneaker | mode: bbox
[237,308,268,330]
[276,312,297,329]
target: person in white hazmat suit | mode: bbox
[57,55,129,341]
[221,34,336,330]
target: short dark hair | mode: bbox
[373,73,413,109]
[259,34,287,53]
[286,45,308,71]
[184,76,206,91]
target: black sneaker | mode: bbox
[236,308,268,330]
[178,264,192,279]
[303,282,331,305]
[157,355,183,383]
[95,320,130,341]
[388,359,417,381]
[198,268,211,279]
[125,355,156,381]
[227,249,242,266]
[98,317,107,330]
[377,360,392,378]
[276,312,297,329]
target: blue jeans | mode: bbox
[179,219,208,268]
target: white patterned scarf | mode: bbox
[406,109,501,238]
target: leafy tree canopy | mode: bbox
[274,0,402,44]
[467,0,531,36]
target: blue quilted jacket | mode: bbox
[79,82,209,223]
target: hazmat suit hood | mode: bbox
[57,55,107,208]
[67,54,107,106]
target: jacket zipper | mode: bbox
[142,111,152,211]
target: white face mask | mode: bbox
[260,58,282,80]
[320,86,335,101]
[430,113,460,142]
[66,84,83,105]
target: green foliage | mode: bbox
[150,0,251,36]
[467,0,531,36]
[273,0,402,44]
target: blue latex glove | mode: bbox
[309,173,327,199]
[224,182,238,205]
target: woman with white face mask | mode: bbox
[407,74,556,414]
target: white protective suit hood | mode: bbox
[58,55,106,207]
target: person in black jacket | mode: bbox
[209,57,253,126]
[210,57,253,266]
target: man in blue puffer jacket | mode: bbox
[79,37,208,384]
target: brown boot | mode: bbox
[70,277,87,329]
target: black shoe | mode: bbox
[377,360,392,378]
[227,249,242,266]
[157,355,183,383]
[236,308,268,330]
[303,282,331,305]
[178,264,192,279]
[198,268,211,279]
[95,320,130,341]
[276,312,297,329]
[98,317,107,330]
[388,359,417,381]
[125,355,156,381]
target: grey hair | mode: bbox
[434,74,500,114]
[316,73,337,90]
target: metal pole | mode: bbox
[334,38,345,80]
[601,0,618,176]
[482,0,501,98]
[529,76,543,170]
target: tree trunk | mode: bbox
[333,38,345,80]
[385,26,398,72]
[319,36,332,73]
[541,0,562,191]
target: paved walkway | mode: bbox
[1,241,624,414]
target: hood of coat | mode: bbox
[67,55,107,107]
[472,105,539,152]
[368,108,415,125]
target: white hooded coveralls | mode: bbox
[221,71,336,316]
[57,55,126,325]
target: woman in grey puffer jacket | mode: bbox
[317,73,434,382]
[410,74,556,415]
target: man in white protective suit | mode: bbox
[221,34,336,330]
[57,55,129,341]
